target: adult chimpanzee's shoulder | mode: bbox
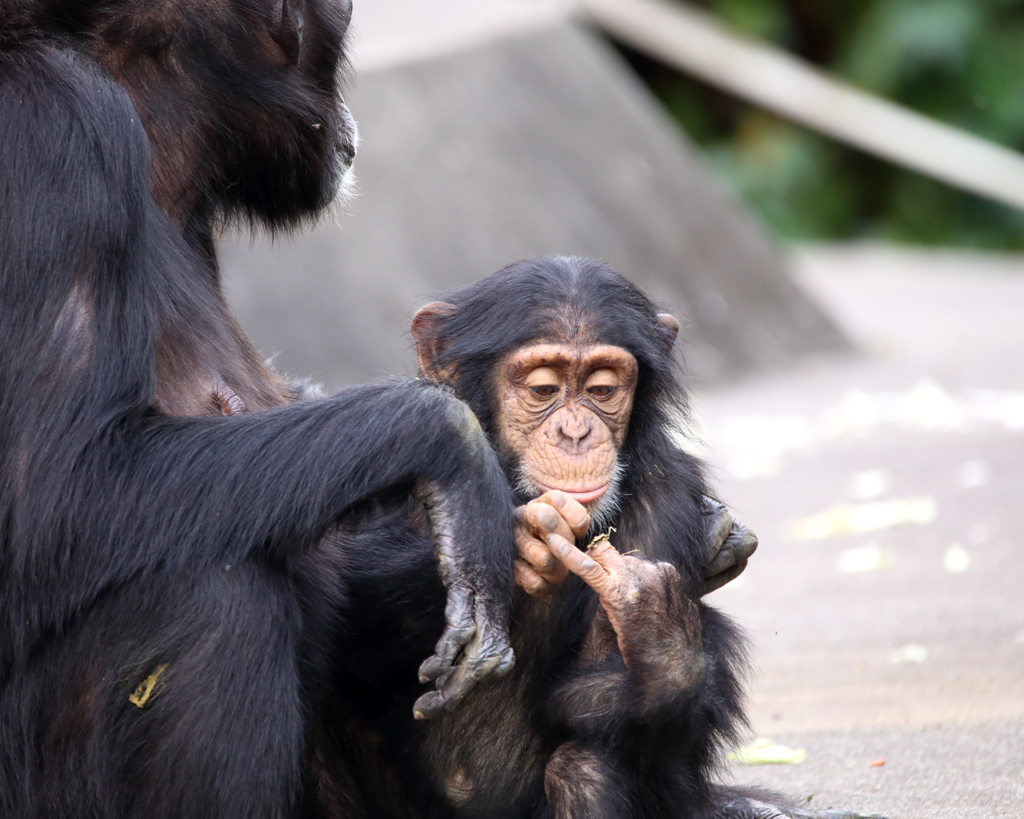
[0,42,149,231]
[0,40,154,410]
[1,40,136,135]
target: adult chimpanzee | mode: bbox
[304,257,852,819]
[0,2,521,817]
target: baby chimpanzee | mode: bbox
[307,258,878,819]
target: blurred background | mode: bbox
[625,0,1024,248]
[221,2,1024,816]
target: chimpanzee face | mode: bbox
[496,342,638,524]
[83,0,357,226]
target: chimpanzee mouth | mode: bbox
[332,101,359,206]
[337,101,359,170]
[516,457,627,537]
[533,484,608,505]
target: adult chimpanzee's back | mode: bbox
[0,3,517,817]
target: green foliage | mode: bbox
[627,0,1024,248]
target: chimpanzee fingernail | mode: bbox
[414,711,426,720]
[581,557,599,572]
[545,534,568,555]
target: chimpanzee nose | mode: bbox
[558,410,593,447]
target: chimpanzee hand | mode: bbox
[545,534,704,696]
[514,493,757,597]
[513,491,591,597]
[702,497,758,595]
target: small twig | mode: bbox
[586,527,617,552]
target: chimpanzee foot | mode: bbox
[784,809,888,819]
[413,583,515,719]
[701,497,758,595]
[412,481,516,720]
[717,791,887,819]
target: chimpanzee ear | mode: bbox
[411,302,457,384]
[657,314,681,350]
[268,0,303,66]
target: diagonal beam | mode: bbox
[581,0,1024,212]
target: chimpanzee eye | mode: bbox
[530,385,559,398]
[588,386,616,399]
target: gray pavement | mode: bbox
[695,245,1024,819]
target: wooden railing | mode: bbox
[582,0,1024,212]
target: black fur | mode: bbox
[0,5,516,818]
[309,258,752,819]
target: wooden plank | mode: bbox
[583,0,1024,212]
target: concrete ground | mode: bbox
[694,245,1024,819]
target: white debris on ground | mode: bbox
[888,644,929,665]
[957,460,992,489]
[786,497,938,542]
[848,469,892,501]
[698,380,1024,482]
[703,247,1024,819]
[728,738,807,765]
[943,544,974,574]
[838,544,896,574]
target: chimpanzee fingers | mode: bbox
[518,499,577,548]
[413,619,514,719]
[416,576,516,718]
[412,690,445,720]
[418,584,475,684]
[533,491,591,539]
[417,623,476,685]
[515,528,567,582]
[455,621,516,694]
[413,669,471,720]
[586,539,626,569]
[544,533,612,595]
[514,558,555,597]
[701,496,735,564]
[493,643,516,678]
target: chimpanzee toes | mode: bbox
[493,644,516,678]
[412,632,513,718]
[783,807,888,819]
[413,589,516,719]
[701,496,734,561]
[418,624,476,684]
